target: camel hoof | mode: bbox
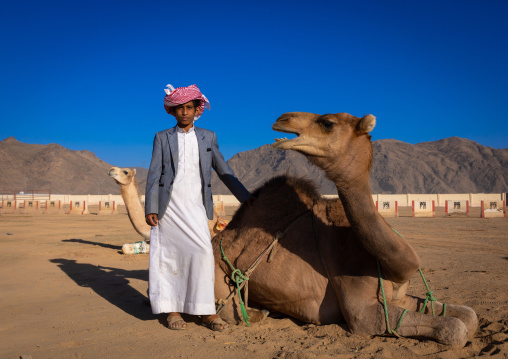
[444,304,478,341]
[246,308,270,323]
[458,306,478,340]
[436,317,468,348]
[257,309,270,322]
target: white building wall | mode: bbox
[7,192,501,208]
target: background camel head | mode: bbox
[108,166,136,186]
[272,112,376,180]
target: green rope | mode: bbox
[376,228,448,337]
[220,237,251,326]
[418,268,436,315]
[377,260,409,337]
[390,226,446,318]
[391,227,403,238]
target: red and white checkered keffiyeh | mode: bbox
[163,84,210,120]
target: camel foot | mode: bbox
[446,304,478,340]
[246,308,270,323]
[434,317,468,348]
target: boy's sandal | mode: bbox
[202,315,230,332]
[168,314,187,330]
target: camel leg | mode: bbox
[344,300,469,348]
[214,264,268,325]
[338,278,470,348]
[394,295,478,340]
[383,303,469,348]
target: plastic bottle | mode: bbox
[122,240,149,254]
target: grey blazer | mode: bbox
[145,126,250,220]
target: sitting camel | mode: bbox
[212,112,477,347]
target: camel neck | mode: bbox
[121,180,140,205]
[335,175,389,250]
[334,174,420,283]
[335,176,378,229]
[121,179,147,237]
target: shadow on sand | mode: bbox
[50,258,153,321]
[62,238,123,251]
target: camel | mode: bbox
[108,167,151,240]
[212,112,478,347]
[108,167,229,253]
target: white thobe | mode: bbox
[149,126,215,315]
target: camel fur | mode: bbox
[108,167,151,240]
[212,112,478,348]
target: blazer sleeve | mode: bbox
[211,132,251,203]
[145,132,163,216]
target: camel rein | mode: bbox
[217,207,313,326]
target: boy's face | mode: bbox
[174,101,199,130]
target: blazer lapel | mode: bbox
[195,127,208,177]
[167,127,178,174]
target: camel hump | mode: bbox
[253,175,320,202]
[356,114,376,134]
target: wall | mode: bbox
[2,193,505,208]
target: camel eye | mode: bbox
[123,171,129,175]
[320,120,335,132]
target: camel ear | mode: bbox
[356,114,376,134]
[132,169,136,176]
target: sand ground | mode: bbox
[0,207,507,359]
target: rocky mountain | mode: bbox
[212,137,508,195]
[0,137,147,195]
[370,137,508,194]
[0,136,506,195]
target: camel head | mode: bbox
[108,166,136,186]
[272,112,376,184]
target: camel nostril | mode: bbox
[276,116,291,123]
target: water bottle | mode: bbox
[122,241,149,254]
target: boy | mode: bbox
[145,84,250,331]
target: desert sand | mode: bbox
[1,206,507,359]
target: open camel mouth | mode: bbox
[272,122,301,149]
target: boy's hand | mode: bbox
[146,213,159,226]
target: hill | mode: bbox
[0,137,147,195]
[1,136,506,195]
[212,137,508,195]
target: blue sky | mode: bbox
[1,0,507,167]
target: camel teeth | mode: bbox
[274,137,288,142]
